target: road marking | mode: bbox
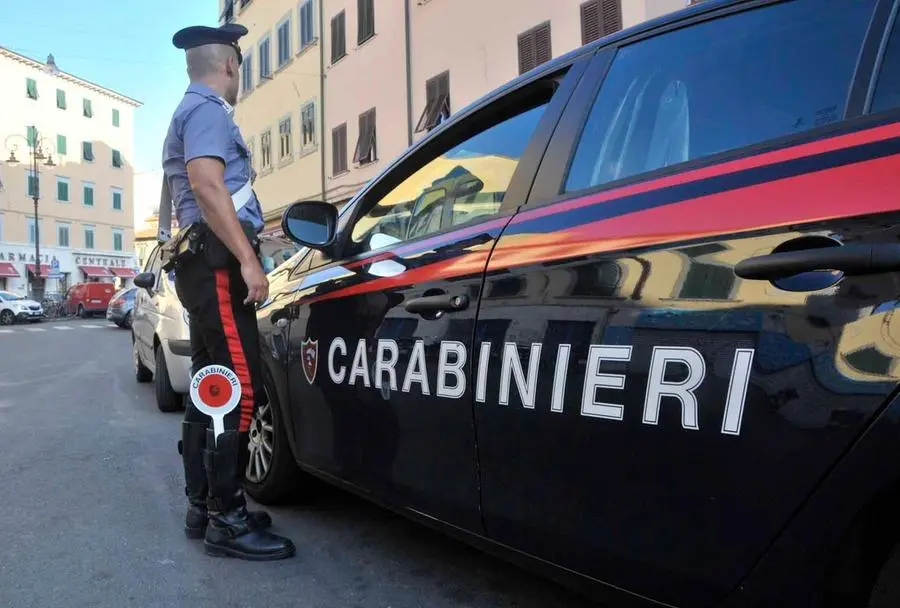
[81,324,102,328]
[0,329,13,334]
[24,327,46,332]
[54,326,73,330]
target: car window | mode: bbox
[871,11,900,113]
[348,101,549,254]
[564,0,876,194]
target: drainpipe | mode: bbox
[404,0,413,147]
[319,0,327,202]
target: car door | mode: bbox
[134,246,164,366]
[280,60,589,532]
[472,1,898,606]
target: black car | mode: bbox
[245,1,900,606]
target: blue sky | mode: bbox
[1,0,219,220]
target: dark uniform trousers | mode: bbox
[172,225,268,534]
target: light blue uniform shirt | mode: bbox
[162,83,264,233]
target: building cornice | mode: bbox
[0,46,143,108]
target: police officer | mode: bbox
[162,23,295,561]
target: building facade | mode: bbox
[222,0,687,221]
[0,47,142,297]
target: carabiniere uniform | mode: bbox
[161,23,295,561]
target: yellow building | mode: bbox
[0,47,142,297]
[221,0,686,227]
[221,0,325,236]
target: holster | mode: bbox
[161,222,205,272]
[203,220,261,269]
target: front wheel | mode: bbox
[134,335,152,383]
[0,309,14,325]
[244,380,314,505]
[154,346,182,413]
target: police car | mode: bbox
[246,0,900,605]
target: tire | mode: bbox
[870,545,900,607]
[244,375,313,505]
[154,345,183,413]
[123,311,132,329]
[0,310,14,325]
[133,334,152,383]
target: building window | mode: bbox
[26,170,38,198]
[247,136,256,170]
[415,71,451,133]
[83,98,93,118]
[299,0,316,48]
[241,50,254,94]
[357,0,375,45]
[112,149,123,168]
[56,89,66,109]
[332,122,347,174]
[260,129,273,171]
[82,142,94,162]
[222,0,235,23]
[28,218,38,244]
[84,226,95,250]
[580,0,622,45]
[112,108,120,127]
[259,35,272,80]
[518,21,552,75]
[353,107,376,165]
[112,189,123,211]
[83,183,95,207]
[277,14,293,68]
[26,126,37,147]
[26,78,38,100]
[112,229,124,252]
[57,223,70,248]
[56,177,70,202]
[331,11,346,64]
[57,134,67,156]
[279,116,293,160]
[301,100,316,149]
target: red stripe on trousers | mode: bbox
[215,269,255,432]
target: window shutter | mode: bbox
[534,22,552,67]
[518,31,535,75]
[332,124,346,174]
[600,0,622,37]
[581,1,601,45]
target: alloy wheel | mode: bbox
[246,401,275,483]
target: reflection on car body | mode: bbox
[245,1,900,607]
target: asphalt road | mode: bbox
[0,319,601,608]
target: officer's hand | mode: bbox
[241,260,269,306]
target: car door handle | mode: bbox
[405,294,469,314]
[734,243,900,280]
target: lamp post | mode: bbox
[4,127,56,302]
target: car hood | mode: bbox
[8,299,39,307]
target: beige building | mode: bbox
[222,0,687,222]
[0,47,142,297]
[222,0,325,235]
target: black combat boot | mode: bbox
[179,421,272,539]
[203,428,295,560]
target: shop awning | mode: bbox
[109,267,136,278]
[79,265,114,278]
[0,263,20,278]
[25,263,52,276]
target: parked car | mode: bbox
[106,286,136,328]
[240,1,900,606]
[63,282,116,318]
[0,290,43,325]
[132,237,302,413]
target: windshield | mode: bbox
[0,291,24,302]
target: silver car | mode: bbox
[131,236,302,413]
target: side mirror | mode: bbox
[134,272,156,290]
[281,201,337,249]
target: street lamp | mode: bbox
[4,127,56,302]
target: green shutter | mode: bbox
[57,180,69,201]
[26,78,37,99]
[112,150,122,167]
[82,142,93,161]
[26,126,36,146]
[113,191,122,210]
[56,89,66,109]
[112,109,120,127]
[85,229,94,249]
[27,174,37,197]
[56,135,67,155]
[114,233,123,251]
[83,98,92,118]
[84,185,94,206]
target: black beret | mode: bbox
[172,24,248,64]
